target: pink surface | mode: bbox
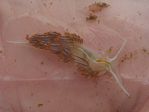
[0,0,149,112]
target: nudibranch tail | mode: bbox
[7,41,28,44]
[7,40,30,48]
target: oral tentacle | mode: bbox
[109,39,127,62]
[108,65,130,96]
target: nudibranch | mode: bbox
[8,31,129,96]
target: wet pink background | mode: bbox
[0,0,149,112]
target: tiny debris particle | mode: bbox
[88,2,109,13]
[30,1,32,4]
[31,93,34,96]
[97,19,100,24]
[130,52,133,58]
[40,61,44,65]
[38,103,43,107]
[137,11,142,16]
[43,2,47,7]
[86,13,97,21]
[50,2,53,6]
[116,109,120,112]
[72,17,75,20]
[47,100,51,103]
[142,48,147,53]
[142,48,149,55]
[139,36,142,40]
[44,71,48,75]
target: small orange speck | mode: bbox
[40,61,44,65]
[38,103,43,107]
[86,13,97,21]
[88,2,109,13]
